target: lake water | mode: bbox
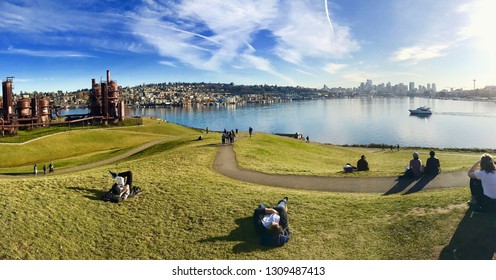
[73,97,496,149]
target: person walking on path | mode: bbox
[249,127,253,137]
[33,164,38,176]
[49,163,54,173]
[43,164,47,175]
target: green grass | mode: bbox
[0,123,484,259]
[0,119,199,174]
[234,133,481,177]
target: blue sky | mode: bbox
[0,0,494,93]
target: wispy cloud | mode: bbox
[4,47,94,58]
[295,68,319,77]
[390,44,450,64]
[0,1,141,55]
[159,61,177,68]
[323,63,347,74]
[129,0,359,80]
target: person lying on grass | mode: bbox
[110,170,133,200]
[104,170,141,203]
[253,197,290,246]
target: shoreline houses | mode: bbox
[12,81,496,109]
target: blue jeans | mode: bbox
[273,198,288,229]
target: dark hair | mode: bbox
[430,150,435,157]
[480,154,496,173]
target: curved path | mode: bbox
[0,136,176,178]
[213,144,469,194]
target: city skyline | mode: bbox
[0,0,495,93]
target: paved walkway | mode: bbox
[2,133,470,195]
[213,144,469,194]
[0,137,176,178]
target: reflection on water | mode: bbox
[127,97,496,149]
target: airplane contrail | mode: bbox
[324,0,334,36]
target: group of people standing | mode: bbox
[33,163,54,175]
[221,129,237,144]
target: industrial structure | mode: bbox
[0,70,126,136]
[88,70,125,125]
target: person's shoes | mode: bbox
[467,198,478,207]
[109,170,117,179]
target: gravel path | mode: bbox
[0,137,173,178]
[212,144,469,194]
[2,134,470,195]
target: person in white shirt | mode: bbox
[468,153,496,211]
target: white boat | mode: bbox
[409,106,432,115]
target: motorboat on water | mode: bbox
[409,106,432,115]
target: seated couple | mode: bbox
[343,155,370,173]
[253,197,290,246]
[404,151,441,178]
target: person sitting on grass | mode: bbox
[357,155,369,171]
[424,150,441,176]
[253,197,290,247]
[468,154,496,212]
[405,152,423,178]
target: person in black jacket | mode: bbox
[357,155,369,171]
[253,197,290,246]
[424,150,441,176]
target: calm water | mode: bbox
[124,97,496,149]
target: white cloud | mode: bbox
[390,44,449,63]
[129,0,359,77]
[271,1,359,64]
[159,61,177,68]
[295,68,318,77]
[4,47,94,58]
[324,63,347,74]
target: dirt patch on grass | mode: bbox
[407,203,467,216]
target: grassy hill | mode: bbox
[0,120,483,259]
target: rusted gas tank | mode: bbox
[39,98,50,122]
[17,98,31,118]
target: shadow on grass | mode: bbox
[403,175,436,195]
[383,176,416,195]
[0,172,33,176]
[199,216,272,254]
[439,210,496,260]
[67,186,107,201]
[383,175,437,195]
